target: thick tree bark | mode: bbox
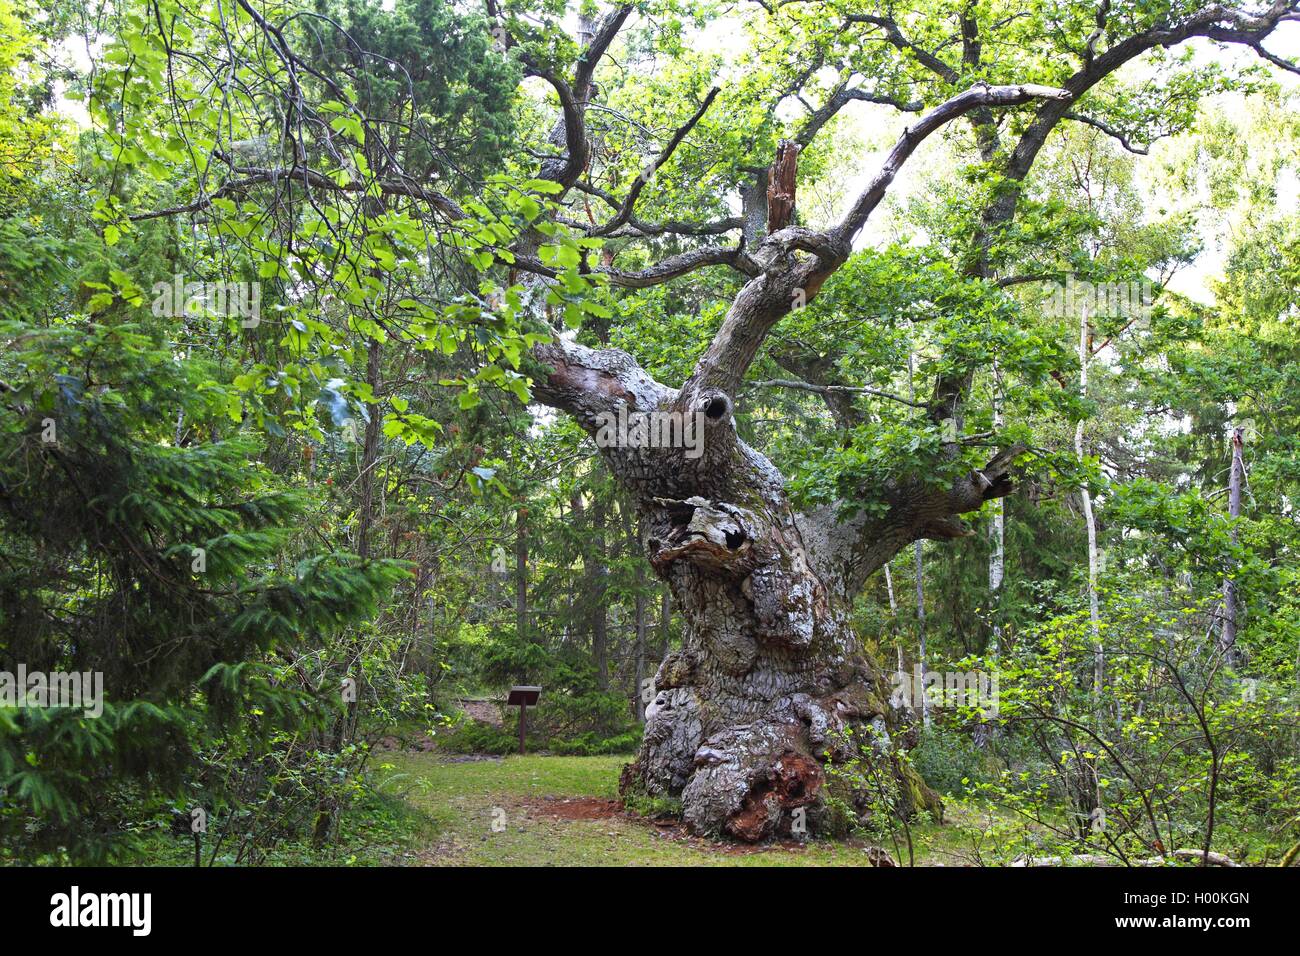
[658,584,671,660]
[623,441,933,840]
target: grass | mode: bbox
[111,751,1277,866]
[103,751,1179,866]
[370,751,979,866]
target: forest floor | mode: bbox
[372,752,977,866]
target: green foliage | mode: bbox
[623,790,683,819]
[550,730,641,756]
[822,724,941,864]
[442,720,520,757]
[0,319,407,859]
[910,726,996,797]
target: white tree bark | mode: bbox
[908,351,930,729]
[1076,309,1102,693]
[915,540,930,729]
[989,361,1006,657]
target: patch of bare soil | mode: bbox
[521,796,625,821]
[519,796,825,857]
[643,822,814,856]
[622,815,906,861]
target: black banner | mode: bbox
[0,864,1285,941]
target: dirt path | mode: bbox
[457,698,503,727]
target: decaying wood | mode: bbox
[766,140,799,233]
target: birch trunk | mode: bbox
[1076,309,1102,693]
[1220,427,1244,667]
[915,540,930,729]
[989,362,1006,657]
[515,506,529,646]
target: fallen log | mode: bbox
[1011,848,1240,867]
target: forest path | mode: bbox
[456,698,504,728]
[373,753,966,866]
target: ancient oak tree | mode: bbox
[134,0,1300,840]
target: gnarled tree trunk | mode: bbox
[626,462,929,842]
[528,328,1019,839]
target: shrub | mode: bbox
[441,719,519,755]
[550,731,641,756]
[911,725,996,796]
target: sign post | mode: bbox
[506,686,541,755]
